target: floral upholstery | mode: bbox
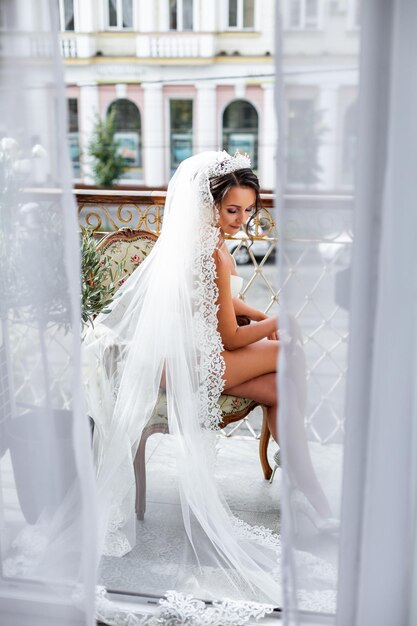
[146,391,254,430]
[98,230,157,290]
[218,394,253,416]
[147,391,168,429]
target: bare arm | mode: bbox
[215,249,278,350]
[233,297,267,322]
[233,297,278,341]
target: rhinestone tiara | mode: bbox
[206,150,251,179]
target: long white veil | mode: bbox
[84,151,281,608]
[84,149,337,619]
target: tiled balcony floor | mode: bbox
[98,408,343,609]
[0,407,342,615]
[98,408,281,599]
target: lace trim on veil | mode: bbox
[192,152,252,430]
[192,170,226,430]
[95,588,274,626]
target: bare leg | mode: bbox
[221,339,279,389]
[222,326,333,518]
[225,373,278,441]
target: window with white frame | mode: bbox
[228,0,255,29]
[169,0,193,31]
[67,98,80,178]
[288,0,320,30]
[58,0,75,31]
[222,100,258,168]
[107,0,133,29]
[170,100,193,173]
[108,99,142,180]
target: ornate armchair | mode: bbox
[96,228,273,520]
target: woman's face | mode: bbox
[218,186,256,236]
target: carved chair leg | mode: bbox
[133,429,149,521]
[259,406,273,480]
[133,423,169,521]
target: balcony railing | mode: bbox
[60,36,77,58]
[76,188,274,233]
[60,33,97,59]
[136,32,216,58]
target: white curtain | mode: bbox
[276,0,417,624]
[275,0,354,619]
[0,1,97,624]
[337,1,417,624]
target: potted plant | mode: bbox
[80,226,125,329]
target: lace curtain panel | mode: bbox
[0,1,97,624]
[277,0,417,624]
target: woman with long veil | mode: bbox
[84,150,337,616]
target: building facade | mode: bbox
[59,0,359,191]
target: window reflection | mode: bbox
[107,99,142,180]
[170,0,193,31]
[107,0,133,29]
[223,100,258,169]
[170,99,193,172]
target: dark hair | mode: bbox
[209,168,262,236]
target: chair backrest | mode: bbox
[96,228,158,292]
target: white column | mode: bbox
[195,82,217,153]
[79,83,99,184]
[138,0,156,31]
[16,0,38,57]
[17,2,38,30]
[157,0,169,31]
[260,83,276,190]
[317,83,339,190]
[199,0,217,31]
[143,84,165,187]
[75,1,97,58]
[77,0,95,31]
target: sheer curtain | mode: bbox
[275,0,357,618]
[276,0,417,623]
[0,1,97,624]
[337,1,417,624]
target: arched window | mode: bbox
[107,99,142,180]
[342,101,357,187]
[222,100,258,169]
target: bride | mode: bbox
[84,150,336,610]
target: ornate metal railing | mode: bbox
[76,188,274,233]
[279,201,353,445]
[3,188,350,445]
[76,189,352,444]
[76,188,279,315]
